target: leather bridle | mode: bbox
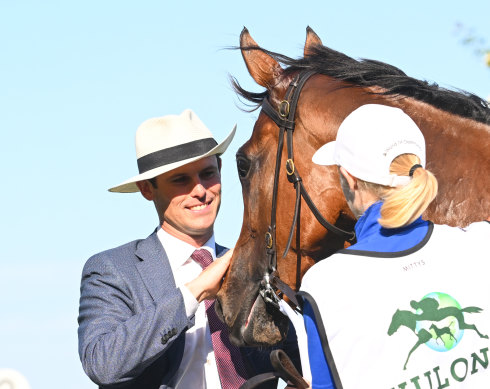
[258,70,356,311]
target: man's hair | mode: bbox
[148,176,158,189]
[148,155,222,189]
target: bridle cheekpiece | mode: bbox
[258,70,356,312]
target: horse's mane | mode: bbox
[233,45,490,125]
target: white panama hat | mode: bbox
[312,104,426,187]
[0,369,31,389]
[109,109,236,193]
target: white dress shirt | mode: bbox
[157,228,221,389]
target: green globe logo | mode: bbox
[388,292,487,370]
[414,292,463,351]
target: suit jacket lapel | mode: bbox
[135,234,227,302]
[215,243,228,258]
[135,231,176,302]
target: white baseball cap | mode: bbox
[312,104,426,187]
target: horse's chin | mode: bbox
[228,294,289,347]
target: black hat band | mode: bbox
[137,138,218,174]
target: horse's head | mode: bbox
[216,27,357,346]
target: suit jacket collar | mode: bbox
[215,243,227,258]
[134,231,175,302]
[134,230,228,302]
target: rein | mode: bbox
[259,70,356,311]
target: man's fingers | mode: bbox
[187,248,236,302]
[219,248,234,262]
[210,248,234,272]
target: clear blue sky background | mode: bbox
[1,1,489,388]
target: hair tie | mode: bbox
[409,164,423,177]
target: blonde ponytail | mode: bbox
[358,154,438,228]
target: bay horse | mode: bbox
[215,27,490,347]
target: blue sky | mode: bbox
[1,1,489,388]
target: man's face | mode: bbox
[142,156,222,245]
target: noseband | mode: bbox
[258,70,356,311]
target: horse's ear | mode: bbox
[304,26,323,57]
[240,27,283,89]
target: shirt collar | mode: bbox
[351,201,429,252]
[354,201,383,240]
[156,228,216,274]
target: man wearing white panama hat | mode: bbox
[78,109,298,388]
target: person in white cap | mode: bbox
[298,104,490,389]
[78,109,299,389]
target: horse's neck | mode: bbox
[391,98,490,227]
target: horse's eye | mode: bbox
[236,156,251,179]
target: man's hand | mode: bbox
[186,249,233,303]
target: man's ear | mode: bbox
[136,180,154,201]
[339,166,358,191]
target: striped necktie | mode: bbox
[191,249,248,389]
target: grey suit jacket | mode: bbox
[78,231,298,388]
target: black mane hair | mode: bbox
[232,45,490,125]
